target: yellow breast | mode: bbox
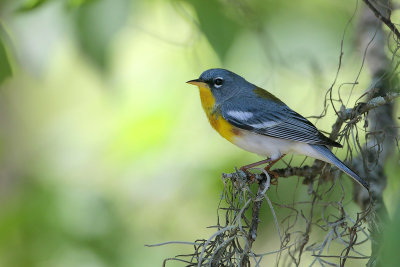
[198,86,240,142]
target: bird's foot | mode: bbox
[262,155,285,185]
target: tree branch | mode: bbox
[362,0,400,40]
[330,92,399,140]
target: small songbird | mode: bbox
[187,68,369,190]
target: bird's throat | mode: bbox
[198,86,215,114]
[198,86,238,142]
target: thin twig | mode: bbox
[145,241,203,247]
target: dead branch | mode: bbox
[362,0,400,40]
[331,92,399,140]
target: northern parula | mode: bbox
[187,68,369,190]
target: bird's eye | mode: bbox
[214,77,224,87]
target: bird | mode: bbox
[186,68,369,190]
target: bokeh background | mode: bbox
[0,0,399,266]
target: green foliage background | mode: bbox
[0,0,399,266]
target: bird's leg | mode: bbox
[239,158,273,182]
[239,155,286,183]
[264,155,285,170]
[264,154,286,184]
[240,158,273,172]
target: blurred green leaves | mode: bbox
[380,200,400,266]
[74,0,130,70]
[0,26,12,84]
[16,0,51,12]
[0,177,130,267]
[14,0,130,72]
[16,0,96,12]
[66,0,96,9]
[183,0,242,61]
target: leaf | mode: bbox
[380,201,400,265]
[0,28,12,84]
[74,0,129,71]
[183,0,241,62]
[16,0,52,12]
[65,0,97,9]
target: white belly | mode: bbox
[233,130,329,162]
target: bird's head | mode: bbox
[186,68,251,103]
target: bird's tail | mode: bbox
[311,145,369,190]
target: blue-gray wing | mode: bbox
[220,96,341,147]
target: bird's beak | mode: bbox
[186,79,208,87]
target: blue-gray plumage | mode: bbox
[187,68,369,190]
